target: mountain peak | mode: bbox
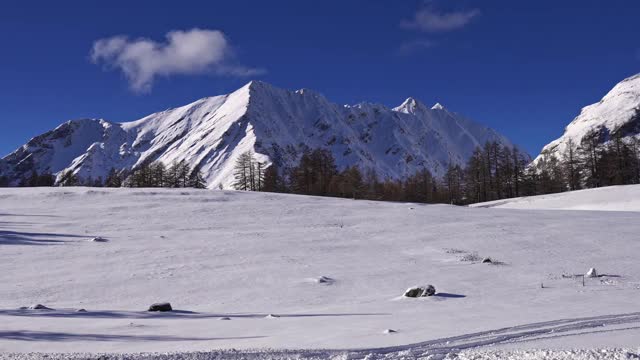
[244,80,276,91]
[533,72,640,167]
[1,82,523,188]
[431,103,445,111]
[394,97,428,114]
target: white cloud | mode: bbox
[401,7,480,32]
[90,29,263,93]
[398,39,437,55]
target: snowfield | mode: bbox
[1,187,640,359]
[470,184,640,212]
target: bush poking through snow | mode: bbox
[147,302,172,312]
[444,248,466,254]
[459,253,482,262]
[586,268,598,278]
[403,285,436,298]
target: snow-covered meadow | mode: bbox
[470,185,640,212]
[1,186,640,358]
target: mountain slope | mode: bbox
[1,81,526,188]
[470,184,640,212]
[533,73,640,164]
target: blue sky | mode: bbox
[1,0,638,157]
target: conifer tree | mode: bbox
[189,165,207,189]
[58,170,79,187]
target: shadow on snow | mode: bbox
[0,330,263,342]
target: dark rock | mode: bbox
[148,302,172,312]
[28,304,52,310]
[482,257,492,263]
[403,285,436,298]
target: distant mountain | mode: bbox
[533,73,640,164]
[1,81,526,188]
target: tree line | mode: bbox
[5,130,640,205]
[7,160,207,189]
[233,132,640,205]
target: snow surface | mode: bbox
[1,187,640,357]
[533,73,640,164]
[1,81,525,188]
[470,184,640,212]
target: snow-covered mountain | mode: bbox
[1,81,525,188]
[533,73,640,164]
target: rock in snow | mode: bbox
[0,81,526,189]
[403,285,436,298]
[27,304,52,310]
[586,268,598,278]
[147,302,173,312]
[313,276,335,284]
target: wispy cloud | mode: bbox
[401,7,480,32]
[90,29,263,93]
[398,39,437,55]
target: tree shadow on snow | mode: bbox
[0,309,390,320]
[0,213,60,218]
[0,330,264,342]
[0,230,85,245]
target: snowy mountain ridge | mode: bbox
[1,81,525,188]
[533,73,640,164]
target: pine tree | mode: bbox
[233,151,253,191]
[262,164,283,192]
[149,162,167,187]
[562,138,581,191]
[105,168,123,187]
[58,170,79,187]
[189,165,207,189]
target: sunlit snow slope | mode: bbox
[0,81,525,188]
[470,184,640,211]
[533,73,640,164]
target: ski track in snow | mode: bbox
[3,310,640,360]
